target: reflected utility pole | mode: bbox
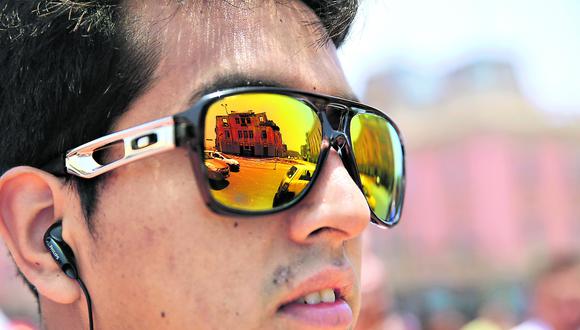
[221,103,230,115]
[273,133,277,170]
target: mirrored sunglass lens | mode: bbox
[204,93,322,212]
[350,113,404,223]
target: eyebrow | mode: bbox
[187,73,360,105]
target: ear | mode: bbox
[0,166,81,304]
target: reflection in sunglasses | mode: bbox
[203,94,321,211]
[351,113,403,221]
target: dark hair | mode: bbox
[0,0,358,302]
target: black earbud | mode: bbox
[44,221,79,280]
[43,221,94,330]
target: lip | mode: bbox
[277,268,356,328]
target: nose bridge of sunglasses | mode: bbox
[330,134,348,155]
[324,103,350,131]
[327,132,364,190]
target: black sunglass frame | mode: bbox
[175,87,406,228]
[43,87,405,228]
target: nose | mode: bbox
[286,149,370,245]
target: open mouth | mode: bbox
[275,267,356,328]
[279,288,343,308]
[277,287,353,328]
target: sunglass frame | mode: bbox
[44,87,406,228]
[176,87,406,228]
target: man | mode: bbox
[513,255,580,330]
[0,1,405,329]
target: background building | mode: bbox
[360,60,580,324]
[337,2,580,326]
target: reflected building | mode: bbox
[301,125,322,162]
[351,118,394,183]
[215,111,287,157]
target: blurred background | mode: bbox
[1,0,580,329]
[339,0,580,329]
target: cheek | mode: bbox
[86,150,279,326]
[347,238,363,269]
[345,238,364,315]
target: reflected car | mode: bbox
[205,150,240,172]
[205,158,230,181]
[273,164,316,207]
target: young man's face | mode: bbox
[55,2,370,329]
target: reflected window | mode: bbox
[249,131,254,139]
[238,131,242,139]
[235,118,240,124]
[262,130,267,139]
[286,166,297,178]
[243,131,248,138]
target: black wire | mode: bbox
[77,278,94,330]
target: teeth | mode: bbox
[303,292,321,304]
[298,289,336,305]
[321,288,336,303]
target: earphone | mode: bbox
[44,221,94,330]
[44,222,79,280]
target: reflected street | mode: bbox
[212,155,297,209]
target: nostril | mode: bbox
[309,227,331,237]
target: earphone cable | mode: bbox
[77,278,94,330]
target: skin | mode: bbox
[531,265,580,330]
[0,1,370,330]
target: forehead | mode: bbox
[117,0,351,129]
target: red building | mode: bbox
[214,111,287,157]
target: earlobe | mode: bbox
[0,167,81,304]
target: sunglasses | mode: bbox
[44,87,405,228]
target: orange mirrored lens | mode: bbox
[204,93,321,211]
[350,113,404,222]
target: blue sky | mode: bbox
[338,0,580,115]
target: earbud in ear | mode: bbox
[44,221,79,280]
[43,222,94,330]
